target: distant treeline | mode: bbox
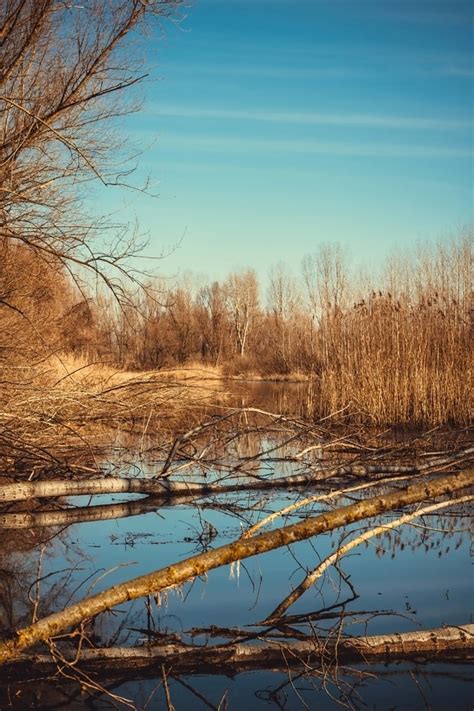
[74,235,472,425]
[1,234,471,426]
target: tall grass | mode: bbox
[310,236,471,425]
[76,232,470,427]
[3,234,468,460]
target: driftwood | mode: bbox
[0,469,471,664]
[4,625,473,678]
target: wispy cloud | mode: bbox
[158,62,359,80]
[160,132,471,159]
[159,47,472,82]
[435,65,474,78]
[365,6,470,26]
[150,105,470,131]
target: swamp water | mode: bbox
[0,383,472,710]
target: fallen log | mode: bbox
[0,470,376,503]
[0,471,337,503]
[4,624,473,677]
[0,477,236,502]
[0,468,471,664]
[0,456,468,503]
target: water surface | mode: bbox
[0,383,471,710]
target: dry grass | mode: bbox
[309,273,471,426]
[42,355,222,389]
[0,355,225,476]
[1,236,470,479]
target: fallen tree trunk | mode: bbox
[0,458,466,504]
[0,471,340,503]
[243,475,417,538]
[0,470,388,503]
[4,625,473,677]
[0,468,471,664]
[0,477,238,502]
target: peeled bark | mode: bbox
[0,468,471,665]
[5,625,473,677]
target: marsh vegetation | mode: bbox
[0,1,472,709]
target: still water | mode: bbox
[0,383,472,709]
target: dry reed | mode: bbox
[309,236,472,425]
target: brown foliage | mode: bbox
[88,232,472,426]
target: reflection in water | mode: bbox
[0,490,470,708]
[229,380,318,419]
[0,384,472,710]
[3,664,473,710]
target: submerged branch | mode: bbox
[266,494,473,620]
[0,469,471,664]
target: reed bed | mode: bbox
[81,232,471,427]
[310,290,471,426]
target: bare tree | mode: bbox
[302,243,348,319]
[0,0,183,298]
[266,262,301,372]
[0,0,186,477]
[196,281,229,365]
[224,269,260,357]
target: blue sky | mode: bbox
[97,0,473,283]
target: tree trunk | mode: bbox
[0,469,471,664]
[4,625,472,677]
[3,455,468,503]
